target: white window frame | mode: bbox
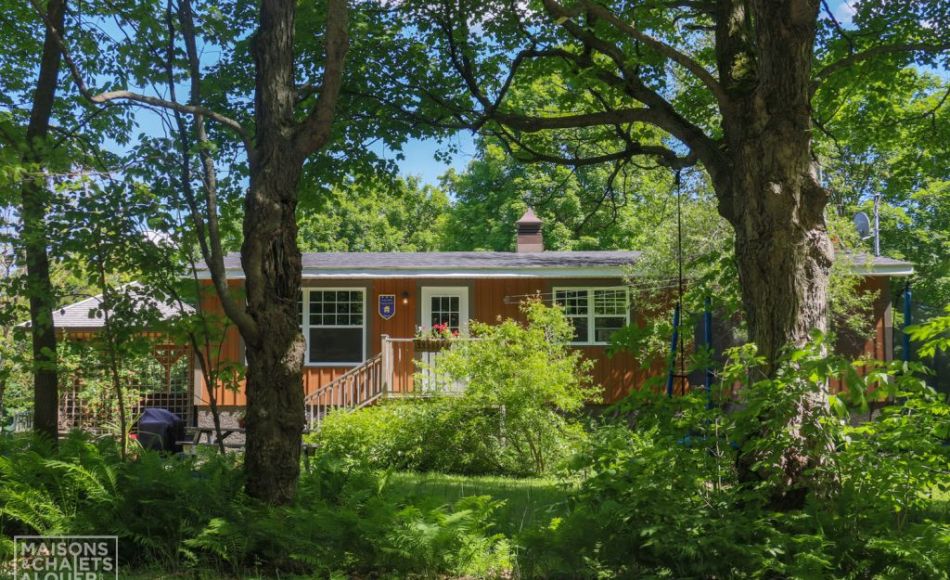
[301,287,367,367]
[420,286,470,335]
[553,286,630,346]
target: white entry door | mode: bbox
[420,286,469,335]
[418,286,469,394]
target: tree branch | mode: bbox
[28,0,255,158]
[91,91,255,156]
[814,42,950,83]
[176,0,257,339]
[293,0,349,157]
[820,0,855,55]
[491,124,697,169]
[494,108,667,132]
[578,0,729,107]
[539,0,724,175]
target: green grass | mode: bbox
[384,471,573,534]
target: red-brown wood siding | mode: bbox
[371,278,417,393]
[831,276,891,393]
[196,275,893,407]
[371,278,418,348]
[198,280,361,406]
[472,278,544,324]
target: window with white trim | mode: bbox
[554,287,630,344]
[300,289,366,365]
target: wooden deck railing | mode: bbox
[383,336,472,397]
[304,335,474,430]
[304,352,385,429]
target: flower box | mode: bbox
[413,338,454,353]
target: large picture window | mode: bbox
[554,287,630,345]
[301,289,365,365]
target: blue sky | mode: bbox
[372,131,476,186]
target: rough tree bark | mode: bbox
[239,0,348,504]
[713,0,836,508]
[411,0,912,507]
[714,0,834,372]
[22,0,67,442]
[35,0,348,503]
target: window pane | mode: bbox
[554,290,588,316]
[310,290,363,326]
[309,328,362,363]
[429,295,462,331]
[594,317,626,343]
[594,289,628,315]
[567,316,589,343]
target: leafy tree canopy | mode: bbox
[297,175,450,252]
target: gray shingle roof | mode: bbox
[844,253,912,268]
[219,251,642,270]
[211,250,911,275]
[45,284,193,329]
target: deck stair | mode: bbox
[304,353,385,429]
[304,335,471,430]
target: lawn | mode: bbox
[385,471,573,534]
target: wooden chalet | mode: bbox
[192,211,913,431]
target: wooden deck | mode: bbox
[304,335,470,429]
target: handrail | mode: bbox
[305,353,384,430]
[304,353,382,404]
[303,335,477,430]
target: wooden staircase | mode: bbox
[303,335,472,430]
[304,353,386,429]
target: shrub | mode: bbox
[313,300,597,476]
[0,432,244,571]
[313,397,517,475]
[437,299,598,474]
[520,341,950,578]
[312,399,424,470]
[0,434,517,577]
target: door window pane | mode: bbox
[430,295,461,331]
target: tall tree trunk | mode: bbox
[716,0,835,508]
[716,0,833,367]
[22,0,67,442]
[241,167,307,503]
[241,0,308,504]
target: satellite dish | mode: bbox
[853,212,872,240]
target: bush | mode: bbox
[314,397,530,475]
[0,434,515,577]
[0,433,244,571]
[520,341,950,578]
[312,300,597,476]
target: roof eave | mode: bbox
[199,261,913,280]
[199,266,634,280]
[850,263,914,277]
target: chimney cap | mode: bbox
[517,208,542,225]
